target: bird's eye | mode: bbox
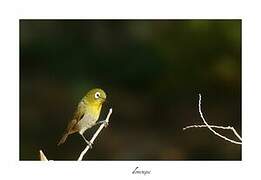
[95,92,101,99]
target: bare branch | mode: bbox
[183,94,242,145]
[77,108,113,161]
[39,150,48,161]
[230,126,242,141]
[184,124,234,130]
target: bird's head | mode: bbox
[84,88,107,105]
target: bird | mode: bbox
[57,88,107,147]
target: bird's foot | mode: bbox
[86,140,93,149]
[96,120,109,128]
[81,134,93,149]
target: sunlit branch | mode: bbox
[77,108,113,161]
[183,94,242,145]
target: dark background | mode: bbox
[20,20,241,160]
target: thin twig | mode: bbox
[230,127,242,141]
[77,108,113,161]
[183,94,242,145]
[183,124,242,141]
[184,124,235,131]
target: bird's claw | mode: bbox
[87,141,93,149]
[81,134,93,149]
[96,120,109,128]
[103,121,109,128]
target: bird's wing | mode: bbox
[66,101,86,132]
[73,101,86,123]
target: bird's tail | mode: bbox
[57,133,69,146]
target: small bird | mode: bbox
[58,88,107,147]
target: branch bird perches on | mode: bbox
[39,108,113,161]
[78,108,113,160]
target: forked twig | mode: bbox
[183,94,242,145]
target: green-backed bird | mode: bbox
[58,88,107,147]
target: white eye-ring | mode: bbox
[95,92,101,99]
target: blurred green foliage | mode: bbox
[20,20,241,160]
